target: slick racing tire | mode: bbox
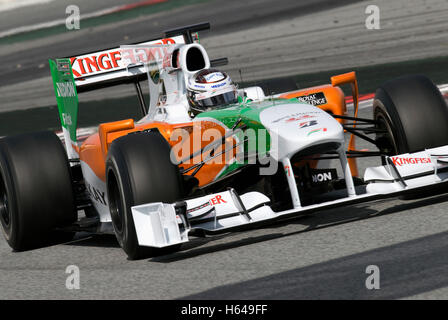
[373,74,448,155]
[0,131,77,251]
[106,131,183,260]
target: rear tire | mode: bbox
[106,131,183,260]
[374,74,448,155]
[0,131,76,251]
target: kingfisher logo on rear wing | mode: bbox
[69,35,185,91]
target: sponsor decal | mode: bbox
[310,168,337,185]
[70,51,122,78]
[284,165,291,177]
[56,82,76,97]
[285,115,315,123]
[272,112,321,124]
[296,92,327,106]
[57,60,71,72]
[162,51,174,69]
[70,37,179,79]
[196,92,209,100]
[299,120,318,129]
[312,172,332,183]
[187,195,228,214]
[204,72,224,82]
[187,201,210,214]
[209,195,227,205]
[62,113,72,126]
[86,182,107,206]
[211,82,226,89]
[307,128,327,136]
[121,45,171,66]
[391,157,432,166]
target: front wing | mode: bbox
[131,146,448,248]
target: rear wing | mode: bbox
[67,22,212,93]
[69,35,185,92]
[49,22,213,159]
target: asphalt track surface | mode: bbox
[1,0,448,300]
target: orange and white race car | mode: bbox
[1,23,448,260]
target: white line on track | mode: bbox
[0,0,165,39]
[0,6,121,38]
[0,0,53,13]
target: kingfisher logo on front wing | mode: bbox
[391,157,432,166]
[187,195,228,214]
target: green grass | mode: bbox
[0,0,210,45]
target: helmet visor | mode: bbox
[196,91,238,110]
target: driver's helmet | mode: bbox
[186,68,238,115]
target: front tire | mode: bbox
[374,74,448,155]
[373,75,448,199]
[106,131,183,260]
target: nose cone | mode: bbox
[259,103,344,160]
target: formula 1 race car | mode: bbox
[1,23,448,259]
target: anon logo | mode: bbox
[312,172,332,183]
[309,168,337,184]
[391,157,431,166]
[56,82,76,97]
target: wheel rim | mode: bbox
[375,110,398,156]
[0,176,10,229]
[108,173,124,235]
